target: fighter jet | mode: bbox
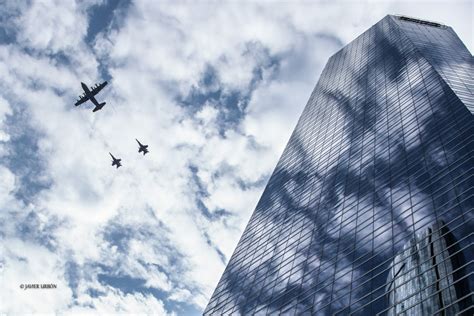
[109,152,122,168]
[136,139,149,155]
[75,81,108,112]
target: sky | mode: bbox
[0,0,472,315]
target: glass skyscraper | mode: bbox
[205,15,473,315]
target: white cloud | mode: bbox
[15,0,95,53]
[0,1,471,314]
[1,239,74,314]
[0,96,12,149]
[69,287,174,315]
[0,165,15,205]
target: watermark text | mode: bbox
[20,283,57,290]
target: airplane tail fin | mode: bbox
[93,102,106,112]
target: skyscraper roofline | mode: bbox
[392,14,447,28]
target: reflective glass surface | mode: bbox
[204,15,473,315]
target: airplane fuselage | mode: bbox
[136,139,149,155]
[109,153,122,168]
[75,81,107,111]
[81,82,100,106]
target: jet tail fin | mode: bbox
[93,102,106,112]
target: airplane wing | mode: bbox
[90,81,108,96]
[74,94,90,106]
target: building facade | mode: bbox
[386,221,471,315]
[205,15,473,315]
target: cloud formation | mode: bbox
[0,1,471,314]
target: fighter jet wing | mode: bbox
[74,94,90,106]
[90,81,108,96]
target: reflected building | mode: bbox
[386,221,472,315]
[204,15,473,315]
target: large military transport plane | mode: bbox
[75,81,108,112]
[135,139,149,155]
[109,153,122,168]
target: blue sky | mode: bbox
[0,0,471,314]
